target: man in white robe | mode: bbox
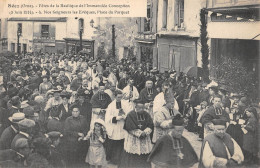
[153,81,179,113]
[122,77,139,111]
[105,90,133,165]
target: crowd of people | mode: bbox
[0,52,259,168]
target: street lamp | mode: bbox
[79,26,83,52]
[90,19,94,28]
[17,27,22,56]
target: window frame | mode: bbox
[177,0,184,28]
[41,25,50,38]
[162,0,168,29]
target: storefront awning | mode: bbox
[135,38,155,44]
[208,21,260,40]
[63,38,95,42]
[157,31,199,39]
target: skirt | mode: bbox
[85,145,107,166]
[119,150,151,168]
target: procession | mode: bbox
[0,0,260,167]
[0,51,258,168]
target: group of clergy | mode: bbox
[0,53,256,168]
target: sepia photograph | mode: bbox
[0,0,259,167]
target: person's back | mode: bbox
[47,118,63,133]
[0,126,17,150]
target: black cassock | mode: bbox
[148,134,198,168]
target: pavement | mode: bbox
[183,129,202,168]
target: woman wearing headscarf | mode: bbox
[241,107,258,165]
[63,105,89,167]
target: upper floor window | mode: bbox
[177,0,184,28]
[18,23,22,35]
[41,25,49,37]
[144,6,151,32]
[162,0,168,29]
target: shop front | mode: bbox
[64,38,95,59]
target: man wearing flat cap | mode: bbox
[11,118,35,150]
[199,119,244,168]
[0,138,31,167]
[0,113,25,150]
[148,114,198,168]
[23,106,45,139]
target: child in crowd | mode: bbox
[196,101,208,140]
[84,119,107,168]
